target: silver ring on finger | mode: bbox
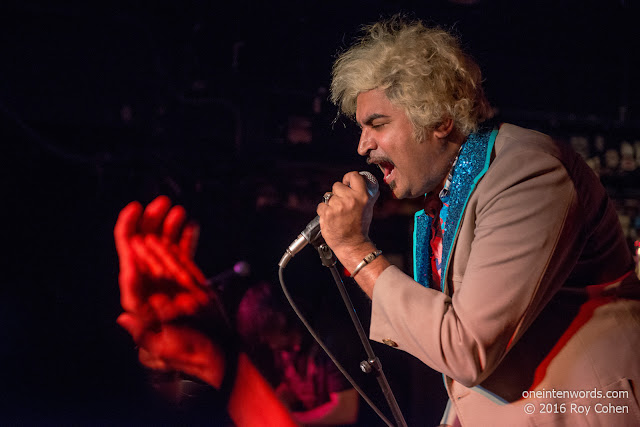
[323,192,333,205]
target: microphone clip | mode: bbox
[316,243,336,268]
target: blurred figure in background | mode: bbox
[115,195,357,426]
[236,282,359,426]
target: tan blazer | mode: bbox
[370,124,640,426]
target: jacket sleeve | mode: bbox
[370,145,583,387]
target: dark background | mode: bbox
[2,0,639,425]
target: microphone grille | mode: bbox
[358,171,379,197]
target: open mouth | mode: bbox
[378,160,395,184]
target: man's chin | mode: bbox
[392,186,427,200]
[389,181,422,200]
[389,183,407,200]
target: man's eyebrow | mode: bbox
[359,113,389,128]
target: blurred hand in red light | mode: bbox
[114,195,214,320]
[114,195,228,386]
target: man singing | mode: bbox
[319,16,640,426]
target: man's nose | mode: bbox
[357,129,376,156]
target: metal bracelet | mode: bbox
[351,249,383,278]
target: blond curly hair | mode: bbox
[331,17,494,140]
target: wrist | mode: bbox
[335,241,378,274]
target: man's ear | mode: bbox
[433,117,454,139]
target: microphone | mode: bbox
[206,260,251,290]
[279,171,379,268]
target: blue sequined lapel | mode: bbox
[413,128,498,291]
[413,209,433,288]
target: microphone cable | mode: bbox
[278,265,395,427]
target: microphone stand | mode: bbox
[315,243,408,427]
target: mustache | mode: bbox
[367,156,395,167]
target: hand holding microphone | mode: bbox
[279,171,379,267]
[319,171,380,256]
